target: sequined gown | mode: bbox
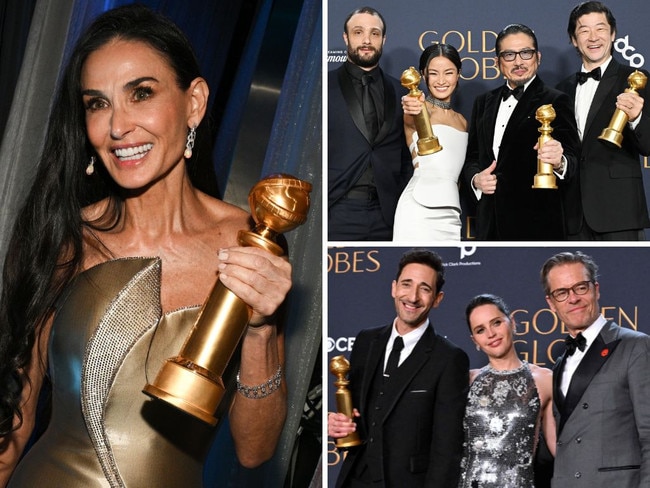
[9,258,216,488]
[458,362,540,488]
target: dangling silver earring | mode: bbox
[475,345,481,352]
[184,126,196,159]
[86,156,95,176]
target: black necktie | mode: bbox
[565,333,587,356]
[502,84,524,101]
[361,73,379,141]
[576,67,601,85]
[384,336,404,380]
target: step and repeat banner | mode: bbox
[327,0,650,238]
[326,245,650,484]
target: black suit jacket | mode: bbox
[556,59,650,234]
[336,324,469,488]
[462,76,580,240]
[328,65,412,230]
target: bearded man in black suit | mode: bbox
[328,7,412,241]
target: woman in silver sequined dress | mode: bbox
[459,294,556,488]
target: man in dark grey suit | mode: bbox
[556,1,650,240]
[328,7,412,241]
[328,249,469,487]
[541,251,650,487]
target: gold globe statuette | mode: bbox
[599,70,647,148]
[143,174,312,425]
[330,355,362,448]
[400,66,442,155]
[532,104,558,189]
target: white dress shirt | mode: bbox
[560,314,608,396]
[383,318,429,371]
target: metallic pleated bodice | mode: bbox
[9,258,215,488]
[459,362,540,488]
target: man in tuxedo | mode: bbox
[328,7,412,241]
[556,1,650,240]
[462,23,581,240]
[541,251,650,487]
[328,249,469,487]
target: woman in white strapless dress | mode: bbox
[393,43,468,242]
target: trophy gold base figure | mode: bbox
[330,355,362,448]
[532,104,558,190]
[144,175,312,425]
[400,66,442,155]
[599,70,647,148]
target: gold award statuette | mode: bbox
[144,174,312,425]
[532,104,558,189]
[400,66,442,155]
[330,355,362,448]
[599,70,647,148]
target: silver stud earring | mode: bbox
[184,126,196,159]
[86,156,95,176]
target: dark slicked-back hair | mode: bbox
[343,6,386,36]
[540,251,600,295]
[419,43,462,74]
[495,23,539,55]
[395,249,445,293]
[465,294,511,332]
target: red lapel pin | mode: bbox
[601,348,609,357]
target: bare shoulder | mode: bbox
[469,368,481,384]
[529,364,553,396]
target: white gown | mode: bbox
[393,124,468,242]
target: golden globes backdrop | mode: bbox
[327,0,650,238]
[326,245,650,483]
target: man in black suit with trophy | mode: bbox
[557,1,650,240]
[328,7,412,241]
[462,23,581,240]
[327,249,468,487]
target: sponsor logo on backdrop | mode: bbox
[615,35,645,68]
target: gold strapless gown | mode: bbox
[9,258,217,487]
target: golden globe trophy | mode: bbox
[599,70,647,148]
[330,355,362,448]
[144,174,312,425]
[532,104,558,189]
[400,66,442,155]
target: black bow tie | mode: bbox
[565,333,587,356]
[502,84,524,101]
[576,67,601,85]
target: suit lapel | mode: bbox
[374,72,397,145]
[560,321,622,430]
[338,66,373,143]
[379,327,436,423]
[584,61,619,138]
[358,326,392,416]
[484,88,501,162]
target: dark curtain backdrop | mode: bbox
[0,0,322,486]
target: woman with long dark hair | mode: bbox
[0,5,289,486]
